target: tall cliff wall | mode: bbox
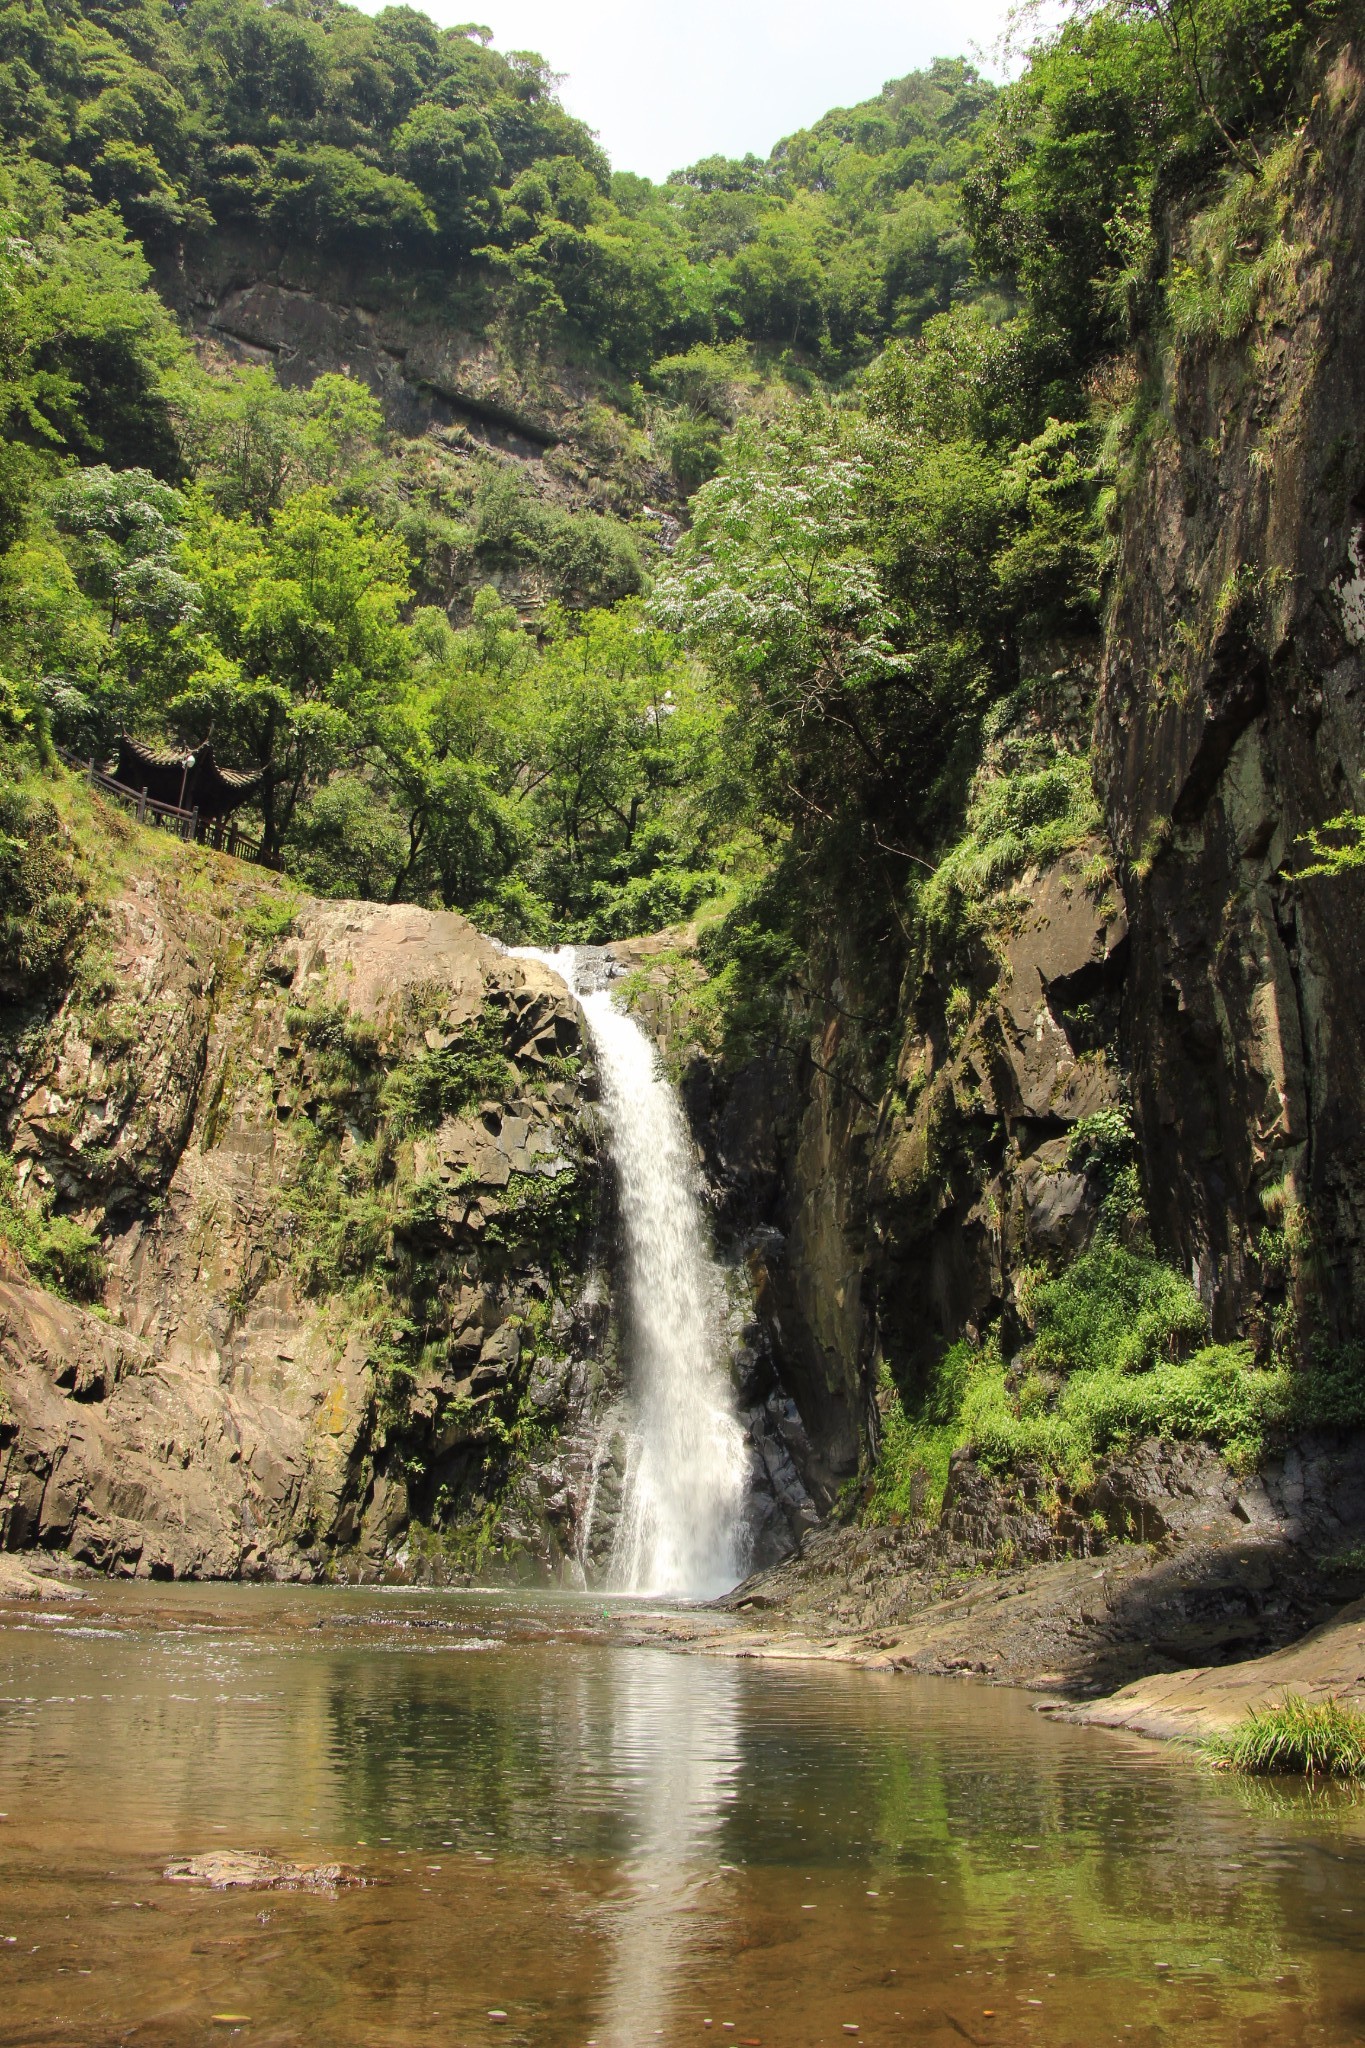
[0,803,611,1579]
[650,51,1365,1524]
[1098,47,1365,1352]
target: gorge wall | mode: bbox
[1099,47,1365,1350]
[637,52,1365,1536]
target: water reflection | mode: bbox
[0,1584,1362,2047]
[594,1649,740,2044]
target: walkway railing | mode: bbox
[72,757,267,866]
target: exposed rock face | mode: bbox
[868,827,1128,1395]
[641,666,1128,1494]
[0,845,613,1579]
[186,270,568,448]
[1096,49,1365,1343]
[156,237,674,618]
[702,1430,1365,1696]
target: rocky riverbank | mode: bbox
[620,1430,1365,1744]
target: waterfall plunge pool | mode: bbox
[1,1580,1362,2047]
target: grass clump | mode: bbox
[1207,1696,1365,1779]
[1166,140,1309,349]
[919,749,1100,942]
[0,1151,106,1302]
[1031,1242,1210,1376]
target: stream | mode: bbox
[4,971,1361,2047]
[1,1581,1363,2047]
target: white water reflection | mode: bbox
[594,1647,741,2046]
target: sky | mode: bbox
[359,1,1023,183]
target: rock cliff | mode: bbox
[0,806,613,1579]
[625,55,1365,1574]
[159,235,675,620]
[1098,46,1365,1351]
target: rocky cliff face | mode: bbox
[159,235,677,619]
[0,811,815,1584]
[634,54,1365,1529]
[0,813,613,1580]
[639,654,1128,1503]
[1097,47,1365,1352]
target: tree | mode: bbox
[184,369,385,525]
[49,465,199,746]
[268,146,436,255]
[175,489,415,861]
[391,101,502,248]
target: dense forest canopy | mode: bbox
[0,0,992,369]
[0,0,1349,957]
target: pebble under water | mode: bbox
[0,1582,1362,2047]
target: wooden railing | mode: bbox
[72,757,268,866]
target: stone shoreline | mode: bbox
[619,1566,1365,1746]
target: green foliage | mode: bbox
[921,752,1100,938]
[870,1313,1284,1525]
[380,1008,513,1134]
[1207,1696,1365,1779]
[0,0,1338,980]
[1031,1241,1211,1376]
[656,305,1105,952]
[0,1150,105,1300]
[173,486,416,861]
[0,0,996,375]
[1165,137,1307,344]
[1295,813,1365,879]
[966,0,1335,359]
[268,145,436,253]
[471,469,643,606]
[866,1347,971,1523]
[0,776,89,1001]
[866,1189,1330,1524]
[693,870,806,1060]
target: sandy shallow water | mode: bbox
[1,1580,1362,2047]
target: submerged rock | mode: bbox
[164,1851,366,1892]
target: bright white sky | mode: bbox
[361,1,1024,183]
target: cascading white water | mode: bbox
[583,986,749,1598]
[515,947,749,1598]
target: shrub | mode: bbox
[472,469,644,606]
[380,1014,513,1134]
[0,780,90,1002]
[0,1153,106,1302]
[269,147,437,255]
[920,751,1099,937]
[870,1327,1281,1521]
[1031,1241,1211,1377]
[1207,1696,1365,1779]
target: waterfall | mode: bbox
[514,948,750,1599]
